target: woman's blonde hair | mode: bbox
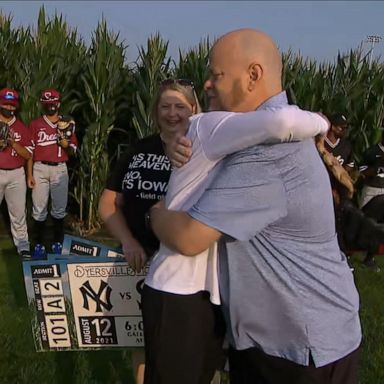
[152,79,202,131]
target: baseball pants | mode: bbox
[32,161,68,221]
[0,167,30,253]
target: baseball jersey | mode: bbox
[106,134,172,252]
[0,117,33,169]
[29,115,78,162]
[324,136,355,168]
[360,143,384,188]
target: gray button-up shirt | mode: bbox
[189,92,361,367]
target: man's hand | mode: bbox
[27,175,35,189]
[122,237,147,272]
[7,138,31,160]
[165,136,192,168]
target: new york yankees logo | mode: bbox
[79,280,113,313]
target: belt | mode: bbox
[0,166,22,171]
[40,161,65,166]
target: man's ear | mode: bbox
[248,63,263,91]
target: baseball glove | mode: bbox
[0,121,10,151]
[57,115,75,143]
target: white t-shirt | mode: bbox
[145,104,329,304]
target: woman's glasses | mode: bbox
[160,78,194,88]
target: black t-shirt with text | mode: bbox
[107,134,172,251]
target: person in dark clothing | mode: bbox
[358,129,384,270]
[321,113,356,257]
[320,114,384,271]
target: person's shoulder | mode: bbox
[341,137,353,146]
[337,139,353,156]
[28,116,44,125]
[192,111,236,133]
[189,113,204,122]
[264,103,299,112]
[125,134,164,155]
[12,118,28,131]
[197,111,236,120]
[365,143,382,156]
[137,134,162,148]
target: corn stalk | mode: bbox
[283,49,384,161]
[0,13,32,107]
[71,19,127,235]
[175,38,211,111]
[130,33,171,138]
[8,6,86,123]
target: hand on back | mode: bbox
[165,136,192,168]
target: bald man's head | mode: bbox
[205,28,283,112]
[219,29,282,78]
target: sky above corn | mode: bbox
[1,1,383,64]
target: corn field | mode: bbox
[1,7,383,234]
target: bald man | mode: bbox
[150,29,361,384]
[141,32,330,384]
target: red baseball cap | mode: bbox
[0,88,20,107]
[40,89,61,104]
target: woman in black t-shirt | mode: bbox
[98,79,201,384]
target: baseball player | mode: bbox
[0,88,33,257]
[323,114,383,271]
[324,113,355,171]
[358,128,384,270]
[29,89,78,257]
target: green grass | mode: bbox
[352,253,384,384]
[1,231,383,383]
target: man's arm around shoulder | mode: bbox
[150,204,221,256]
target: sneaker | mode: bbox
[32,244,46,259]
[20,250,32,259]
[362,258,381,272]
[51,242,63,255]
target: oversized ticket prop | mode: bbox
[23,235,147,351]
[61,234,125,258]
